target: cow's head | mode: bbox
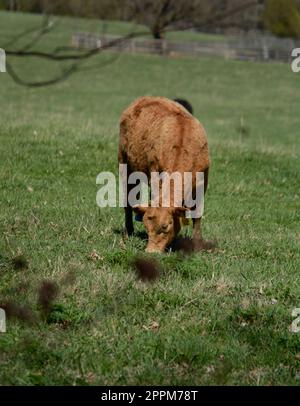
[133,206,188,253]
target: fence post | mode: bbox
[131,39,136,54]
[0,48,6,73]
[162,39,167,56]
[0,308,6,333]
[71,31,295,63]
[262,38,269,61]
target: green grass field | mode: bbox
[0,11,300,386]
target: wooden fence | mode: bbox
[72,32,300,63]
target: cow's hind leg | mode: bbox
[191,167,208,241]
[119,149,134,237]
[192,217,202,242]
[123,174,134,237]
[192,217,216,251]
[191,168,216,251]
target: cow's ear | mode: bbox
[172,207,189,218]
[133,205,147,215]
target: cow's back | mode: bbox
[119,97,210,176]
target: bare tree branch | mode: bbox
[5,60,78,87]
[6,31,148,60]
[4,0,261,87]
[20,18,59,52]
[130,0,260,38]
[5,30,150,86]
[4,14,56,49]
[196,0,259,29]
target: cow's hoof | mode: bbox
[193,239,217,252]
[123,229,134,239]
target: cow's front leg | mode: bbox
[192,217,202,241]
[119,160,134,237]
[125,206,134,237]
[192,217,216,251]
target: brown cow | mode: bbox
[118,96,210,253]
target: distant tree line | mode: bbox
[264,0,300,38]
[1,0,300,38]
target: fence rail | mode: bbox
[72,32,300,63]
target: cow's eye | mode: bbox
[147,215,154,220]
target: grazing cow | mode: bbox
[118,96,210,253]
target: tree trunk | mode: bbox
[152,24,164,40]
[9,0,16,11]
